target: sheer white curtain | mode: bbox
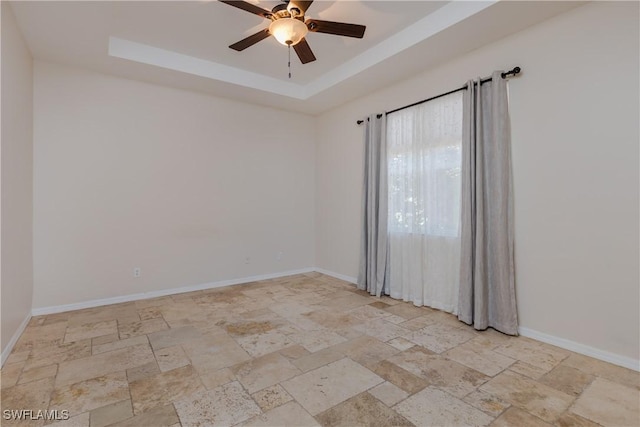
[387,92,463,313]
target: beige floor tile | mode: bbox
[108,404,179,427]
[13,322,68,353]
[539,365,594,396]
[173,381,261,427]
[384,303,431,320]
[508,361,549,380]
[125,361,160,383]
[47,412,90,427]
[371,360,429,394]
[278,344,310,360]
[231,352,301,394]
[316,392,413,427]
[43,312,71,325]
[1,361,25,389]
[386,346,436,372]
[491,407,552,427]
[469,329,512,349]
[251,384,294,412]
[399,315,437,331]
[463,389,510,417]
[394,386,493,426]
[562,353,640,390]
[4,350,30,365]
[185,334,252,373]
[89,399,133,427]
[134,295,174,309]
[302,309,363,330]
[291,342,347,372]
[494,338,569,373]
[25,340,92,371]
[118,318,168,340]
[49,371,129,416]
[289,329,347,352]
[388,348,489,398]
[224,320,279,337]
[6,274,639,427]
[56,344,155,387]
[318,293,373,311]
[555,412,602,427]
[570,377,640,426]
[444,340,516,377]
[129,364,205,414]
[269,301,316,318]
[92,335,148,355]
[343,335,400,368]
[354,318,411,342]
[153,345,190,372]
[137,306,164,321]
[387,337,416,351]
[1,377,54,425]
[67,303,139,328]
[147,326,201,350]
[242,401,318,427]
[234,329,295,358]
[17,363,57,385]
[198,367,235,390]
[156,302,204,323]
[334,326,365,340]
[368,301,392,310]
[92,333,119,346]
[282,357,384,415]
[347,305,395,322]
[64,320,117,344]
[404,322,476,353]
[480,371,575,422]
[368,381,409,406]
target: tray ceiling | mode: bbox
[10,1,583,114]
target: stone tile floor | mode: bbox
[1,273,638,426]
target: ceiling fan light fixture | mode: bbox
[269,18,308,46]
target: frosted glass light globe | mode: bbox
[269,18,308,46]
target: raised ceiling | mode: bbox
[11,1,582,114]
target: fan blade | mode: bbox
[289,0,313,14]
[306,19,366,38]
[218,0,271,19]
[229,28,271,51]
[293,38,316,64]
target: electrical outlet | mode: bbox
[133,267,141,278]
[277,251,283,261]
[244,257,250,265]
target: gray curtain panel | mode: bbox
[358,113,389,297]
[458,71,518,335]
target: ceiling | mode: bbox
[10,1,583,114]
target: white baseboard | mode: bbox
[31,268,315,316]
[1,312,32,367]
[314,267,357,284]
[519,326,639,372]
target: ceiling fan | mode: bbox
[219,0,366,64]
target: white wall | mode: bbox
[33,62,315,308]
[316,2,639,363]
[1,2,34,357]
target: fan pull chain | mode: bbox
[288,44,292,79]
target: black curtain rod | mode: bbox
[356,67,521,125]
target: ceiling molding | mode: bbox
[108,36,306,99]
[304,1,496,97]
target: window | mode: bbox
[387,92,463,237]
